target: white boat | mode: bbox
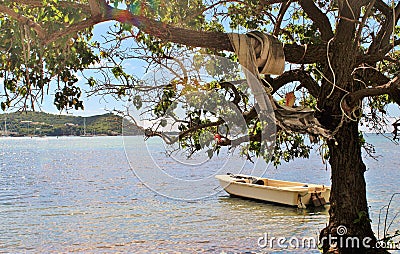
[215,174,331,208]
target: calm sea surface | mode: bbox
[0,135,399,253]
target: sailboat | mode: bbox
[2,116,7,136]
[81,117,93,137]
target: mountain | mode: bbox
[0,111,141,137]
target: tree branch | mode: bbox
[348,74,400,107]
[284,43,327,64]
[273,0,293,36]
[88,0,104,17]
[272,69,320,98]
[14,0,91,13]
[219,81,241,107]
[215,132,262,147]
[259,0,297,4]
[1,1,327,65]
[358,38,400,64]
[353,67,390,87]
[145,119,225,144]
[0,3,45,39]
[44,16,104,45]
[355,0,375,45]
[46,2,327,64]
[374,0,391,16]
[299,0,334,41]
[368,2,400,55]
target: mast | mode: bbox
[3,116,6,136]
[84,117,86,136]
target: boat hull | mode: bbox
[216,174,330,208]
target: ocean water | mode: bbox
[0,135,399,253]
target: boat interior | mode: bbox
[228,174,328,192]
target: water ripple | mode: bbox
[0,136,398,253]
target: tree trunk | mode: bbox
[319,120,388,253]
[316,11,389,249]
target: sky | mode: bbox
[39,21,129,117]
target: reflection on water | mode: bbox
[0,136,399,253]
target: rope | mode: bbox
[351,65,381,76]
[344,0,356,21]
[261,77,274,94]
[295,44,308,64]
[312,39,350,95]
[340,93,363,122]
[392,0,396,52]
[326,38,337,98]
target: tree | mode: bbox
[0,0,99,111]
[1,0,400,253]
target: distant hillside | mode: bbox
[0,111,141,137]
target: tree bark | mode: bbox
[320,121,385,253]
[316,3,389,252]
